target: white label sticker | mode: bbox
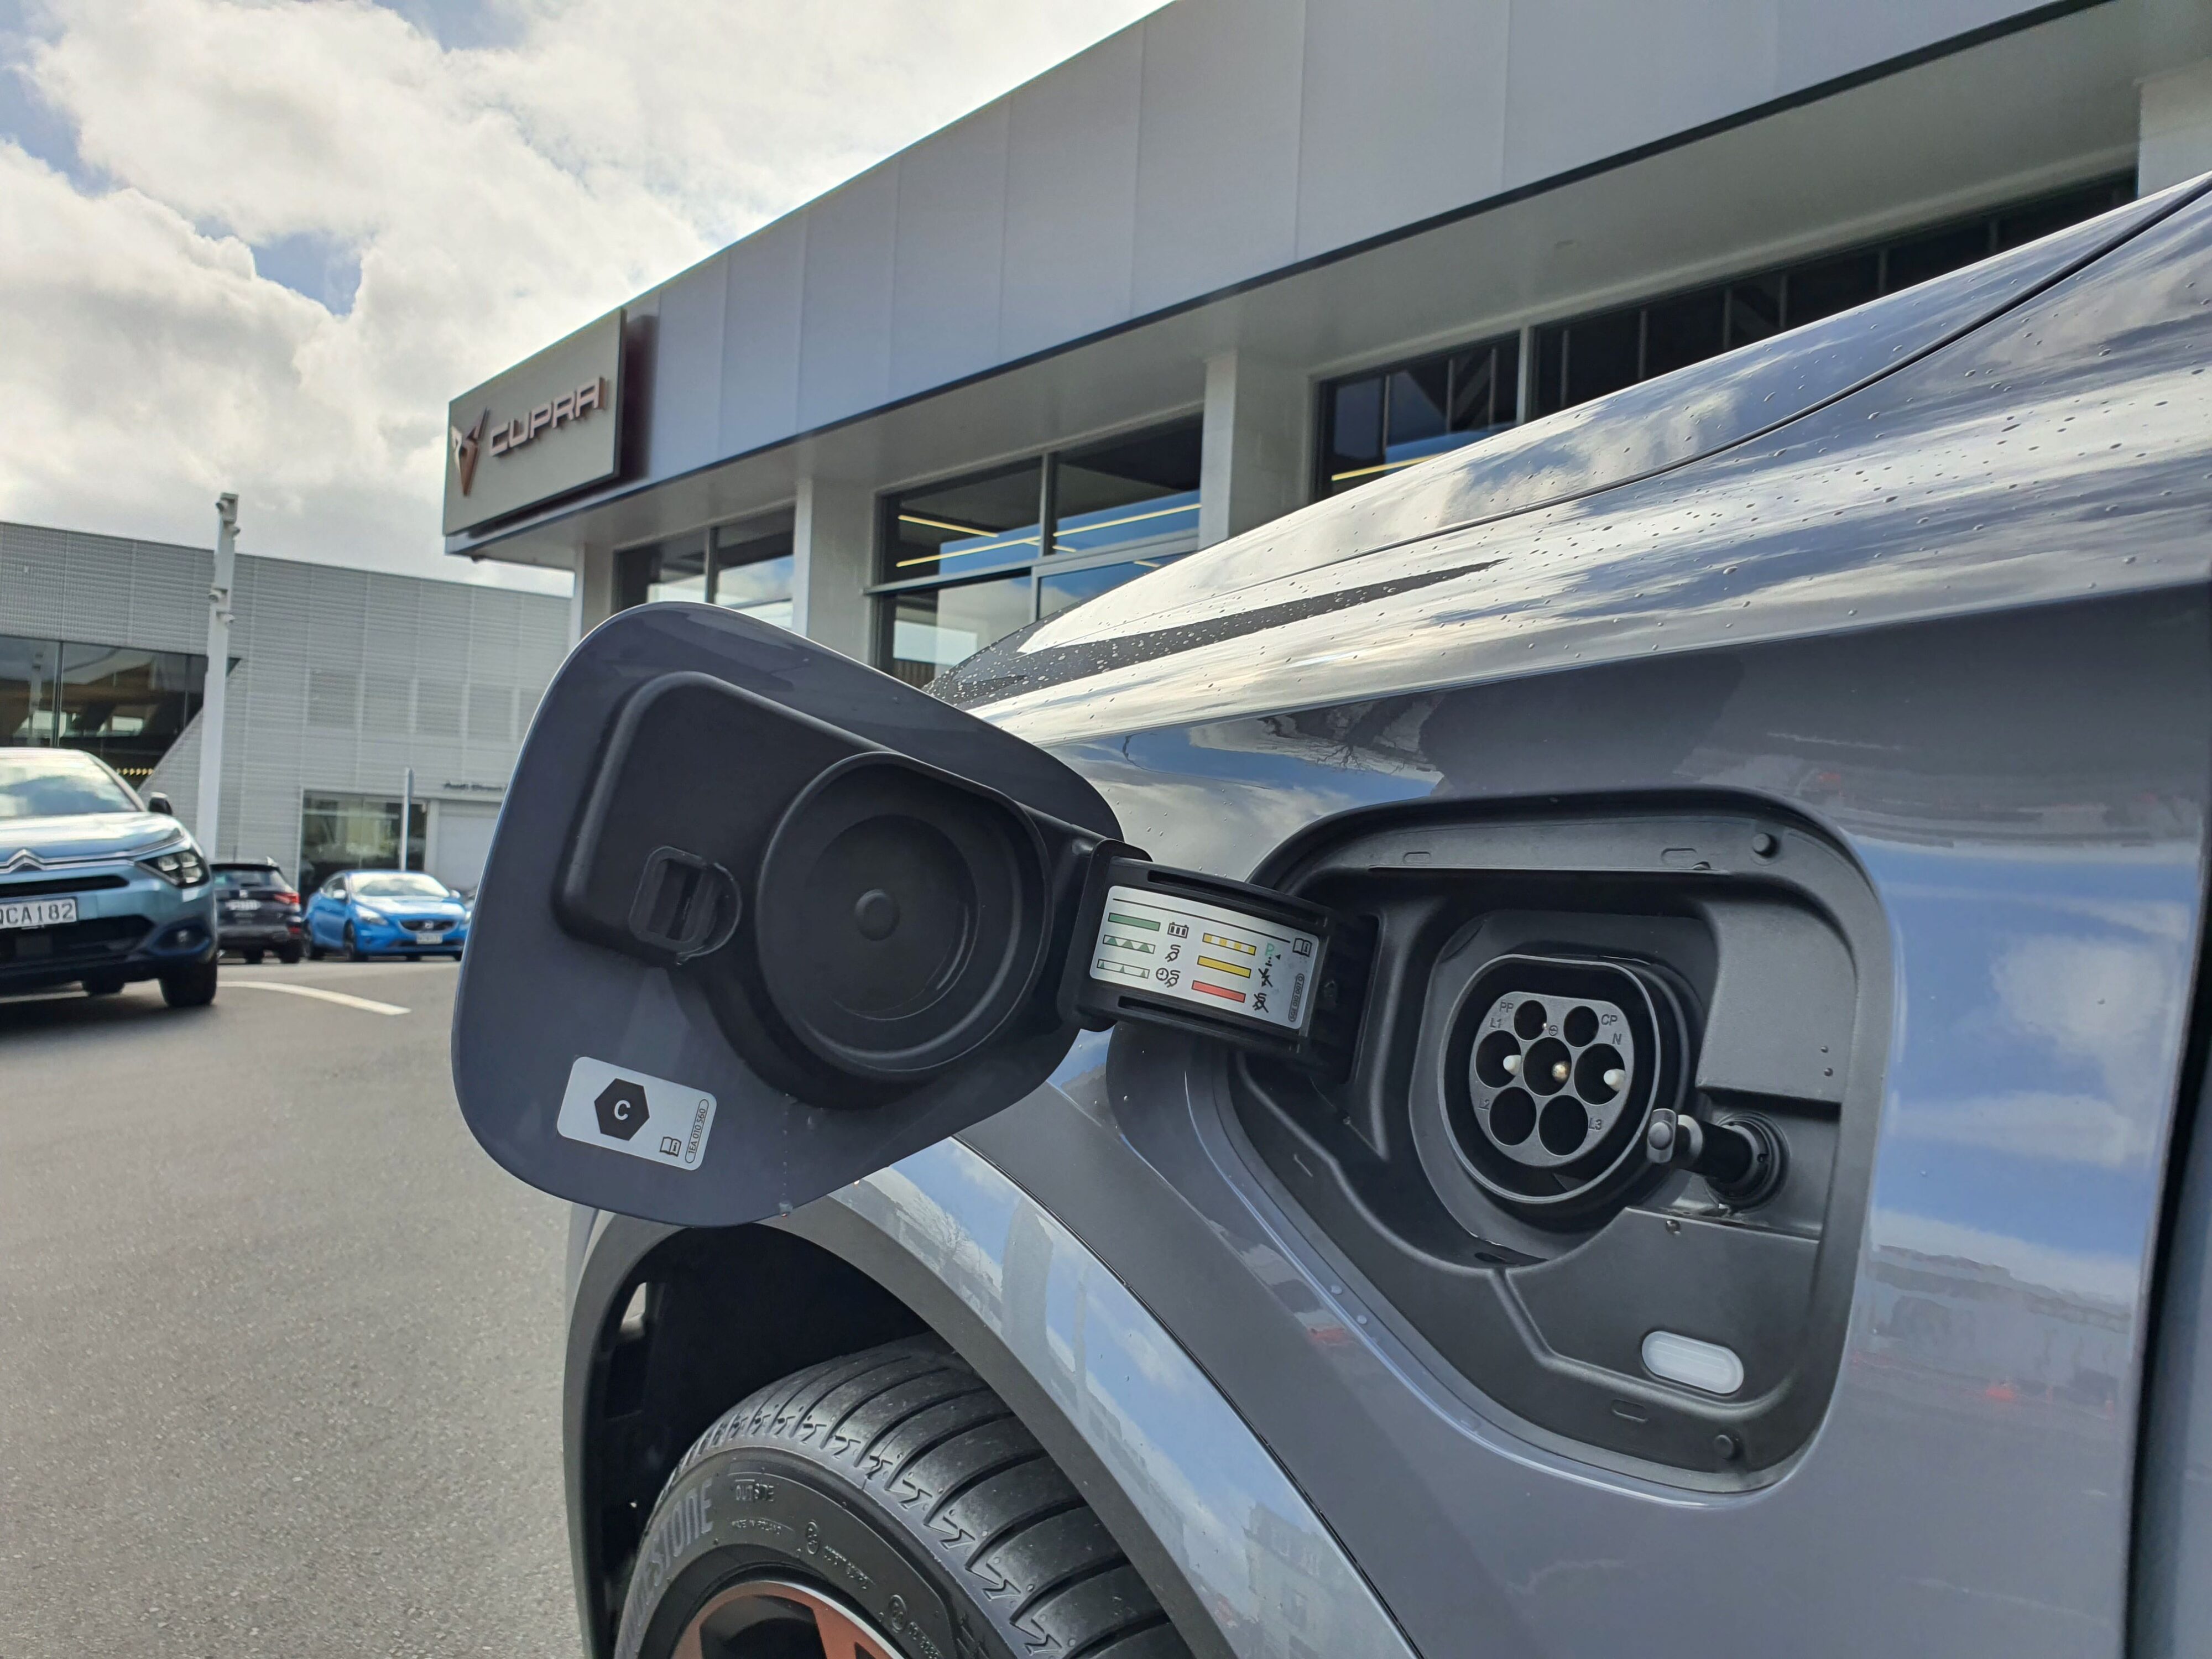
[557,1056,718,1172]
[1088,884,1318,1032]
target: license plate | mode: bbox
[416,928,447,944]
[0,896,76,930]
[225,901,258,914]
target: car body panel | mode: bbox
[555,185,2212,1658]
[563,1126,1417,1659]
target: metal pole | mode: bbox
[195,494,237,851]
[399,766,414,871]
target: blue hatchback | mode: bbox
[302,869,471,960]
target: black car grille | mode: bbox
[0,915,146,964]
[0,874,131,899]
[398,917,457,933]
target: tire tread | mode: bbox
[644,1336,1188,1659]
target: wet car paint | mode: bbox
[922,186,2212,1657]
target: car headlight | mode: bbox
[138,845,209,887]
[354,904,389,923]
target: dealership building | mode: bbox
[443,0,2212,683]
[0,520,567,894]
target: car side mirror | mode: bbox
[451,605,1368,1228]
[146,792,175,815]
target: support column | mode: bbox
[1198,349,1308,549]
[792,474,875,662]
[2142,60,2212,195]
[573,545,617,641]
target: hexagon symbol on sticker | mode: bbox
[594,1077,650,1140]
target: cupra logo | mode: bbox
[450,375,609,497]
[450,410,488,496]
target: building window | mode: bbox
[615,521,796,624]
[874,418,1202,688]
[0,632,213,784]
[299,791,426,897]
[1317,333,1520,498]
[1313,174,2132,498]
[1528,174,2133,417]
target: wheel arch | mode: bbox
[565,1133,1392,1659]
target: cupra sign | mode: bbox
[450,377,612,498]
[442,310,624,537]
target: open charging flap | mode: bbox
[452,604,1368,1227]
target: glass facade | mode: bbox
[1,632,213,784]
[1528,175,2132,417]
[617,523,796,627]
[1316,174,2132,498]
[877,419,1202,687]
[298,791,427,897]
[1317,334,1520,497]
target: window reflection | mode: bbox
[1,632,209,783]
[712,528,795,629]
[1051,421,1202,560]
[881,460,1044,583]
[876,420,1203,686]
[1529,174,2131,416]
[615,524,796,630]
[1320,335,1520,496]
[886,576,1034,689]
[1040,555,1186,619]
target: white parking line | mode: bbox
[226,982,410,1016]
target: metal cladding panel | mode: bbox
[999,24,1142,362]
[133,545,213,655]
[58,533,135,645]
[443,0,2076,552]
[716,213,807,457]
[646,257,728,482]
[1293,0,1511,262]
[1501,0,1784,187]
[1129,0,1306,317]
[1773,0,2055,86]
[796,161,898,431]
[0,523,71,637]
[889,103,1011,401]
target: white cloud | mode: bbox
[0,0,1161,591]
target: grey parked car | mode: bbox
[452,176,2212,1659]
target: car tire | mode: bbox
[344,924,366,963]
[612,1335,1187,1659]
[278,944,301,964]
[158,958,218,1009]
[243,948,264,965]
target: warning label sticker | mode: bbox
[1088,884,1318,1032]
[556,1056,717,1172]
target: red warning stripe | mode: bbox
[1192,980,1247,1004]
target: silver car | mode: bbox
[0,749,217,1007]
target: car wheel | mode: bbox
[243,948,264,965]
[278,944,301,964]
[344,924,366,963]
[613,1336,1186,1659]
[158,958,218,1009]
[81,973,126,997]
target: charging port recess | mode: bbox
[1175,800,1886,1484]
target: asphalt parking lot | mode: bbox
[0,959,575,1656]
